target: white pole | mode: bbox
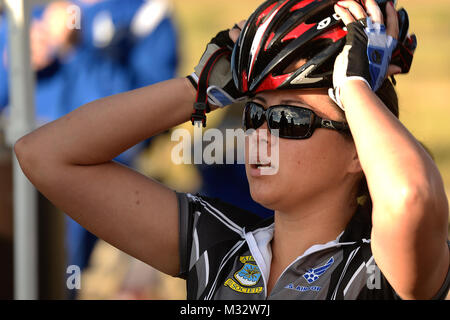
[4,0,38,300]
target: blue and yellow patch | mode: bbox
[224,256,263,294]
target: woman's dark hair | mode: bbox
[356,78,399,208]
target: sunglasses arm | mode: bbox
[318,118,351,133]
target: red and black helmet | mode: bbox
[231,0,416,95]
[232,0,346,95]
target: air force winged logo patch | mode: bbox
[303,257,335,284]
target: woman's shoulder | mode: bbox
[176,192,269,282]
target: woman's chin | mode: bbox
[248,183,279,210]
[246,163,282,209]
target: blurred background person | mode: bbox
[0,0,14,300]
[0,0,178,299]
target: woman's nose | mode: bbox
[256,121,270,141]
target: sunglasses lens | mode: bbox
[244,103,265,130]
[244,103,315,138]
[268,106,313,138]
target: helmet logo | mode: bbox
[291,65,322,85]
[317,13,341,30]
[317,17,331,30]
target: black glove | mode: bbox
[329,17,397,110]
[188,30,245,109]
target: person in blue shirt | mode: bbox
[0,11,8,110]
[0,0,178,288]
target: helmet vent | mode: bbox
[304,5,336,25]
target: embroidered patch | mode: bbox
[303,257,335,284]
[224,256,263,294]
[285,257,335,294]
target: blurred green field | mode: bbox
[171,0,450,200]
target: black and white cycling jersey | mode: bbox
[176,192,450,300]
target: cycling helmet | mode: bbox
[231,0,415,95]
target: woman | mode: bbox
[14,0,449,299]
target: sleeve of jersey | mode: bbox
[176,192,194,280]
[177,192,231,281]
[175,192,254,281]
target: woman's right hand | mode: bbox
[188,21,247,109]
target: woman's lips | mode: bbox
[248,163,272,177]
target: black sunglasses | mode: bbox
[243,101,350,139]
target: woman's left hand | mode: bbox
[330,0,401,109]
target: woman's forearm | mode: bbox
[341,80,447,210]
[341,80,449,299]
[15,77,196,167]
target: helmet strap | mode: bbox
[191,47,231,127]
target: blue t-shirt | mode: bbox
[0,0,178,165]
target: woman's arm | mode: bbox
[14,77,197,276]
[337,0,449,299]
[342,81,449,299]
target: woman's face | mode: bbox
[245,88,360,212]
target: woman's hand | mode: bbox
[30,2,77,71]
[188,21,246,110]
[330,0,401,109]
